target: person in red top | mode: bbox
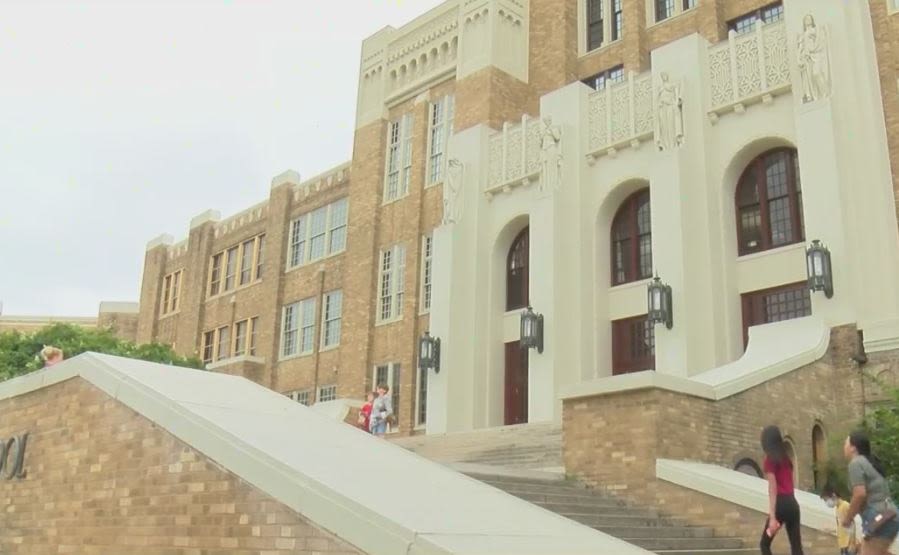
[357,391,376,433]
[760,425,804,555]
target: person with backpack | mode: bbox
[760,425,804,555]
[370,384,393,437]
[841,430,898,555]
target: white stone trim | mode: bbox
[189,209,221,230]
[561,317,830,401]
[145,233,174,251]
[0,353,650,555]
[205,354,265,371]
[271,169,301,189]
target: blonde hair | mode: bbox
[40,345,63,362]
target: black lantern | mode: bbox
[418,331,441,373]
[647,276,673,329]
[806,240,833,299]
[520,306,544,354]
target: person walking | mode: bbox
[357,391,375,433]
[760,425,804,555]
[370,384,393,437]
[841,430,898,555]
[820,484,860,555]
[40,345,64,368]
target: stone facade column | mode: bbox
[174,211,219,359]
[136,235,173,345]
[784,0,899,350]
[649,33,724,377]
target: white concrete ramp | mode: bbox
[0,352,653,555]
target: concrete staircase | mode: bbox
[391,422,563,471]
[467,471,754,555]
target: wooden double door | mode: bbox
[504,341,529,425]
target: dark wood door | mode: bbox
[504,341,529,425]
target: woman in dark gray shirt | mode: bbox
[841,431,898,555]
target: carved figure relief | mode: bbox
[655,72,684,151]
[443,158,464,225]
[540,117,562,192]
[796,14,831,103]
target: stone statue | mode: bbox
[442,158,463,225]
[540,117,562,192]
[655,72,684,151]
[797,14,831,103]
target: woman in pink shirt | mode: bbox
[759,425,804,555]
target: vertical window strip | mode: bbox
[249,317,259,356]
[394,244,406,318]
[255,235,265,280]
[300,298,316,354]
[421,235,433,312]
[322,291,343,348]
[282,303,298,357]
[379,249,393,321]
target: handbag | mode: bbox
[866,506,897,537]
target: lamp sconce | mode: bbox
[806,240,834,299]
[647,275,673,330]
[418,331,441,373]
[520,306,544,354]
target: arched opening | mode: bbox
[784,436,798,485]
[812,423,827,490]
[735,148,803,256]
[611,188,652,286]
[734,458,763,478]
[507,227,529,311]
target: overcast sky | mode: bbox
[0,0,445,317]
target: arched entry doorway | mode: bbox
[505,227,529,425]
[812,424,826,490]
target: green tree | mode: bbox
[0,323,203,382]
[866,387,899,494]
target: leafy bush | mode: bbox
[0,323,203,381]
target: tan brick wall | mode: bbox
[97,311,140,343]
[0,378,362,555]
[562,326,887,551]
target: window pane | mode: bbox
[217,326,230,360]
[249,317,258,356]
[391,363,401,425]
[656,0,674,21]
[202,331,215,365]
[225,247,238,290]
[300,298,316,353]
[417,363,428,426]
[329,199,348,254]
[282,304,298,357]
[290,216,307,267]
[507,229,529,310]
[768,197,794,246]
[240,240,254,285]
[765,152,789,199]
[612,0,622,40]
[739,207,763,252]
[422,235,433,311]
[380,250,393,321]
[323,291,343,348]
[394,245,406,317]
[737,171,759,207]
[234,320,248,356]
[613,238,631,284]
[210,254,222,296]
[309,207,327,261]
[255,235,265,280]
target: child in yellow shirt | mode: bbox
[821,485,860,555]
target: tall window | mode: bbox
[583,65,624,91]
[209,254,222,296]
[202,331,215,365]
[586,0,604,51]
[683,0,696,8]
[611,0,623,41]
[249,316,259,356]
[378,244,406,322]
[288,198,349,269]
[322,290,343,348]
[611,189,652,286]
[374,363,401,430]
[217,326,231,361]
[287,390,311,406]
[224,246,238,291]
[234,320,248,357]
[239,239,255,285]
[655,0,674,21]
[728,2,783,35]
[255,235,265,280]
[735,149,803,256]
[741,282,811,347]
[318,385,337,403]
[385,113,414,202]
[428,96,455,185]
[416,359,428,427]
[421,235,433,313]
[281,298,316,358]
[612,315,655,375]
[507,228,529,311]
[161,270,183,315]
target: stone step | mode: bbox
[563,512,690,529]
[538,501,661,517]
[628,537,744,551]
[594,525,716,539]
[478,478,589,495]
[502,489,625,506]
[654,550,758,555]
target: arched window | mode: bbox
[611,189,652,286]
[736,148,803,255]
[734,458,763,478]
[507,227,529,311]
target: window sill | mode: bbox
[206,354,265,371]
[736,242,804,262]
[424,180,443,190]
[646,7,696,30]
[381,193,410,207]
[375,317,405,328]
[581,38,622,58]
[206,279,263,303]
[285,249,346,275]
[319,344,340,353]
[158,310,181,321]
[278,351,315,363]
[608,277,652,293]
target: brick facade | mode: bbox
[0,377,362,555]
[562,325,899,550]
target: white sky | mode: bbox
[0,0,444,317]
